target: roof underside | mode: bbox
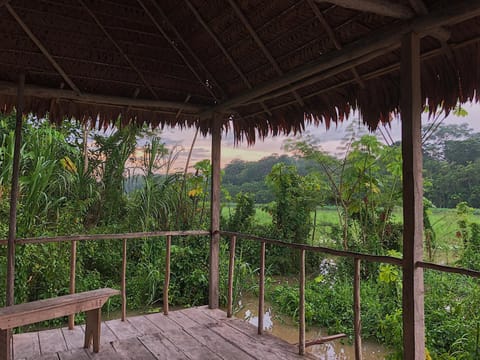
[1,0,480,143]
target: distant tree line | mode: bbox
[222,123,480,209]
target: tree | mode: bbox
[286,134,403,252]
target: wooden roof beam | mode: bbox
[319,0,450,41]
[139,0,225,102]
[5,3,81,95]
[318,0,415,19]
[242,34,480,119]
[409,0,453,52]
[78,0,159,100]
[200,0,480,119]
[0,81,203,113]
[226,0,305,106]
[307,0,365,88]
[185,0,273,116]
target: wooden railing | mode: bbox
[220,230,480,359]
[0,230,209,328]
[1,229,480,359]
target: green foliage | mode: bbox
[423,124,480,208]
[225,192,256,232]
[265,163,319,243]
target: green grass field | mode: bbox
[223,204,478,264]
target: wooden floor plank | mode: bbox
[162,329,222,360]
[86,343,127,360]
[145,312,184,334]
[183,324,256,360]
[138,333,188,360]
[127,315,162,336]
[14,331,40,359]
[104,319,140,341]
[58,348,90,360]
[183,310,298,360]
[111,338,157,360]
[165,311,200,330]
[28,353,60,360]
[81,322,117,345]
[13,308,318,360]
[39,328,67,354]
[196,307,310,357]
[61,326,85,350]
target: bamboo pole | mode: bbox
[164,235,171,315]
[68,240,77,329]
[354,258,362,360]
[3,73,25,360]
[6,73,24,308]
[121,238,127,321]
[227,235,236,318]
[258,241,265,335]
[299,249,306,355]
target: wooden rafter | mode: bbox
[176,94,192,119]
[185,0,273,116]
[408,0,453,53]
[320,0,450,41]
[319,0,414,19]
[0,81,203,113]
[307,0,365,88]
[226,0,305,106]
[5,4,81,94]
[139,0,224,102]
[201,0,480,119]
[242,34,480,120]
[78,0,159,100]
[244,45,395,105]
[242,34,480,119]
[208,1,306,69]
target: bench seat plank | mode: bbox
[0,288,119,330]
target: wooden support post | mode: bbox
[84,308,101,353]
[401,32,425,360]
[227,235,236,318]
[299,249,306,355]
[209,118,221,309]
[163,235,171,315]
[121,238,127,321]
[354,258,362,360]
[4,74,25,360]
[68,240,77,329]
[258,241,265,335]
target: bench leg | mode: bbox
[84,308,101,353]
[0,329,11,360]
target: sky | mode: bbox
[140,102,480,173]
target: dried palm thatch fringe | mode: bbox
[1,0,480,143]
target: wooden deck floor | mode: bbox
[13,306,314,360]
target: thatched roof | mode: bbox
[1,0,480,143]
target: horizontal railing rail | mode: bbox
[220,230,480,359]
[0,230,210,245]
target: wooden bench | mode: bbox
[0,288,120,359]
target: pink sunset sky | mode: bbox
[135,102,480,173]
